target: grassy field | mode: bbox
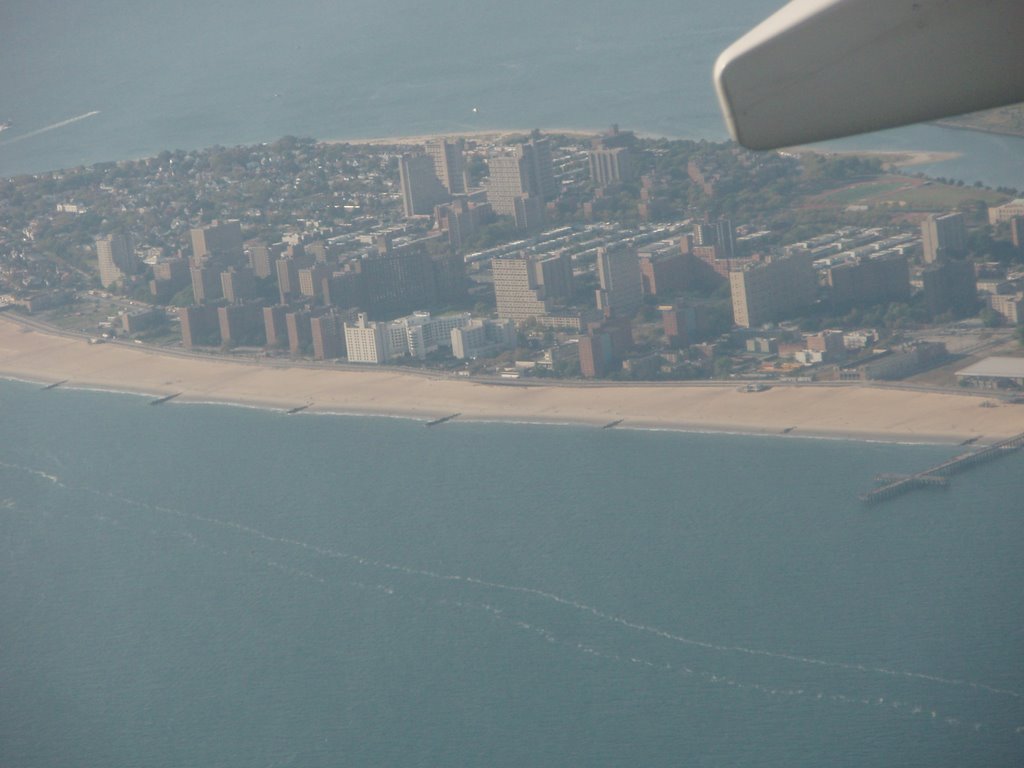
[806,175,1010,212]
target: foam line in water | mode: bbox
[27,465,1021,706]
[128,499,1022,702]
[0,459,63,485]
[450,597,993,734]
[67,497,1015,736]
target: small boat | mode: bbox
[0,121,11,133]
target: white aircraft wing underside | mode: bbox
[715,0,1024,150]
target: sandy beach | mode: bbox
[326,128,599,147]
[3,317,1023,443]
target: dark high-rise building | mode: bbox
[661,301,711,348]
[178,305,220,348]
[435,198,493,251]
[190,265,222,304]
[695,219,736,259]
[922,259,977,318]
[217,302,265,347]
[430,250,468,307]
[324,270,365,309]
[150,257,189,302]
[190,220,244,267]
[578,333,612,378]
[285,309,314,355]
[298,263,332,304]
[425,138,467,194]
[921,212,966,263]
[595,245,643,319]
[525,134,557,201]
[220,266,256,304]
[275,253,312,305]
[638,243,687,296]
[310,311,347,360]
[730,254,816,328]
[263,305,289,349]
[355,240,439,319]
[827,255,910,309]
[399,153,450,217]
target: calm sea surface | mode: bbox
[1,380,1022,767]
[2,0,1023,187]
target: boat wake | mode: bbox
[0,110,100,147]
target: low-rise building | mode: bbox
[451,318,516,359]
[955,356,1024,389]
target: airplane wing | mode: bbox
[714,0,1024,150]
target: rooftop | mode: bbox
[955,356,1024,379]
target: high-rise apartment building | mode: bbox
[247,242,280,278]
[425,138,466,194]
[263,305,289,348]
[217,302,265,347]
[435,198,493,251]
[399,153,450,217]
[95,233,136,288]
[826,254,910,308]
[298,263,332,303]
[638,241,687,296]
[595,245,643,318]
[729,254,816,328]
[922,259,977,318]
[190,220,244,266]
[190,265,222,304]
[285,309,314,355]
[921,212,966,263]
[178,305,220,348]
[149,257,189,302]
[695,219,736,259]
[357,242,435,319]
[310,311,347,360]
[486,151,532,217]
[485,136,555,221]
[344,313,388,363]
[220,266,256,304]
[588,146,633,187]
[492,251,573,322]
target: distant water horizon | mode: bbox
[2,0,1023,188]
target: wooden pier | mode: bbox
[860,432,1024,504]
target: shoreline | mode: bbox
[3,317,1023,446]
[323,127,603,147]
[0,373,973,447]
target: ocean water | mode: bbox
[2,0,1024,188]
[1,379,1022,767]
